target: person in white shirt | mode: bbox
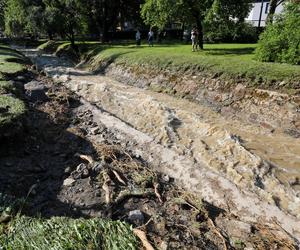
[136,30,141,46]
[148,29,154,47]
[191,28,198,52]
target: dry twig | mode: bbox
[112,170,127,185]
[207,218,228,250]
[102,172,111,204]
[154,183,163,203]
[133,229,155,250]
[75,153,94,164]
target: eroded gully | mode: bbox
[21,48,300,242]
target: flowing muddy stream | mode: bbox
[20,48,300,243]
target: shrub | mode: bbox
[255,3,300,65]
[204,21,258,43]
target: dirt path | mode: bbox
[14,47,300,247]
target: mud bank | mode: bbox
[20,48,300,247]
[103,63,300,136]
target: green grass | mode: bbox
[0,43,27,131]
[42,41,300,90]
[1,216,138,250]
[0,44,26,76]
[0,95,25,126]
[0,193,138,250]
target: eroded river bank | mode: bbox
[5,47,300,248]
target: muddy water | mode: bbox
[21,49,300,241]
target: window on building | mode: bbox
[265,3,270,14]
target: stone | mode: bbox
[162,174,170,183]
[90,127,100,135]
[16,75,26,82]
[72,163,89,179]
[63,178,75,186]
[64,167,72,174]
[233,84,246,101]
[24,80,48,102]
[128,210,144,226]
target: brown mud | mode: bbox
[0,69,274,250]
[2,47,299,249]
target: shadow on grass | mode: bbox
[0,46,28,59]
[5,57,29,65]
[203,47,256,55]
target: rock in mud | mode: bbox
[15,75,26,82]
[128,210,144,226]
[24,80,48,102]
[72,163,89,179]
[63,178,76,187]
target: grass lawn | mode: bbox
[41,41,300,90]
[0,43,27,130]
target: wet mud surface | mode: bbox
[1,47,299,248]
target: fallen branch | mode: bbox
[112,170,127,185]
[75,153,94,164]
[102,172,111,204]
[115,188,155,204]
[154,183,163,203]
[133,229,155,250]
[207,218,228,250]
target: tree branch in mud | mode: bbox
[133,229,155,250]
[75,153,94,164]
[154,183,163,203]
[112,170,127,185]
[114,188,155,205]
[102,171,111,204]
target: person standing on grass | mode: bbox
[148,29,154,47]
[191,28,197,52]
[136,30,141,46]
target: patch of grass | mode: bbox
[0,193,138,250]
[0,45,26,76]
[0,95,25,126]
[38,40,67,53]
[0,80,15,94]
[42,41,300,90]
[0,43,27,132]
[1,216,138,250]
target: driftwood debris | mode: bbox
[133,229,155,250]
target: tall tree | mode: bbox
[141,0,252,49]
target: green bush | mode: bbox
[204,21,258,43]
[255,3,300,65]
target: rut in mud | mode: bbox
[3,47,299,248]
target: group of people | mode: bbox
[135,28,201,51]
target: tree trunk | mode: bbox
[267,0,278,24]
[101,1,109,43]
[196,19,204,50]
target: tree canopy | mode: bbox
[141,0,253,48]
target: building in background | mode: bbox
[246,0,284,27]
